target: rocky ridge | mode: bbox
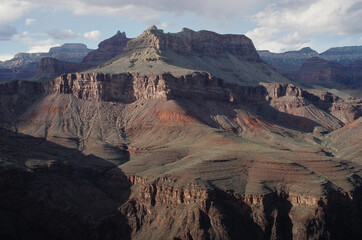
[258,47,319,74]
[320,46,362,64]
[82,31,130,66]
[90,26,290,87]
[0,44,93,82]
[258,47,362,96]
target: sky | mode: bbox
[1,0,362,61]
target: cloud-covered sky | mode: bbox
[1,0,362,61]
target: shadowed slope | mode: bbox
[0,129,131,240]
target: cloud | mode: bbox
[47,29,79,39]
[16,0,269,23]
[4,0,361,53]
[12,31,60,53]
[246,0,362,52]
[159,22,175,29]
[27,42,61,53]
[0,54,15,62]
[0,0,33,23]
[0,24,17,41]
[25,18,36,26]
[84,30,102,40]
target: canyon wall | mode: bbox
[116,175,362,240]
[47,72,361,127]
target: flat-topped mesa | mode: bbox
[168,28,262,61]
[123,25,262,61]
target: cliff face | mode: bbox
[34,57,94,81]
[123,25,261,62]
[291,57,362,91]
[119,176,362,240]
[48,72,360,128]
[82,31,130,66]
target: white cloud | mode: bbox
[0,24,17,41]
[25,18,36,26]
[12,31,60,53]
[159,22,172,29]
[0,54,16,61]
[246,0,362,52]
[0,0,33,23]
[33,0,265,17]
[47,29,79,39]
[84,30,102,40]
[12,0,270,24]
[27,42,60,53]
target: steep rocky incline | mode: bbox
[47,72,360,126]
[33,57,94,81]
[82,31,130,66]
[323,117,362,162]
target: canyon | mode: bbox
[258,47,362,97]
[0,26,361,240]
[0,44,93,82]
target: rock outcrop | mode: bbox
[294,57,345,84]
[119,176,362,240]
[90,26,288,87]
[34,57,94,81]
[47,72,360,128]
[82,31,130,66]
[123,26,261,61]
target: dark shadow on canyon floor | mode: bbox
[0,128,132,240]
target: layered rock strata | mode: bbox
[47,72,360,127]
[1,26,362,240]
